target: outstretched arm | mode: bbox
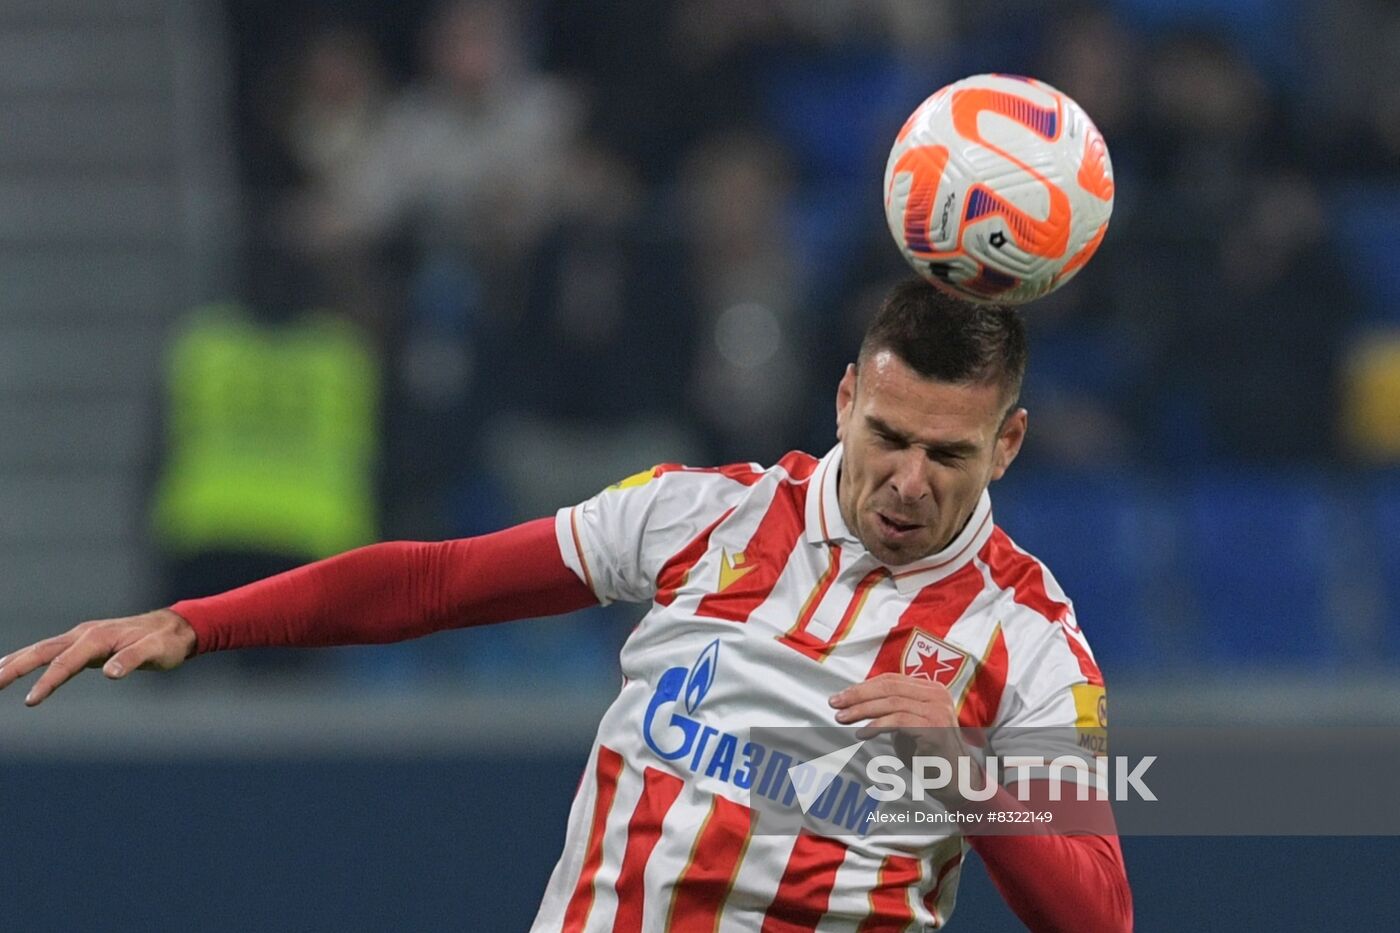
[0,517,596,706]
[174,517,596,651]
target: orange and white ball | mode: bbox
[884,73,1115,305]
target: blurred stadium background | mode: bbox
[2,0,1399,929]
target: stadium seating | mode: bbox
[1181,471,1340,665]
[991,471,1160,673]
[1373,474,1400,659]
[1334,186,1400,324]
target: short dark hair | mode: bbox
[858,279,1028,414]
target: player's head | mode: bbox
[835,279,1028,565]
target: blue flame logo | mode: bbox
[684,639,720,714]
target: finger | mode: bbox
[24,633,116,706]
[0,637,75,691]
[104,632,174,678]
[830,673,946,707]
[855,712,927,740]
[833,695,923,725]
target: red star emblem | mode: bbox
[902,631,967,687]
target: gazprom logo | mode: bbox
[643,640,720,761]
[685,639,720,714]
[640,641,883,834]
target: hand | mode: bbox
[829,672,966,759]
[831,673,985,812]
[0,609,197,706]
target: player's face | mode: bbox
[835,350,1027,565]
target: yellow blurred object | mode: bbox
[1343,329,1400,463]
[152,305,381,561]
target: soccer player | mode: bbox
[0,281,1131,931]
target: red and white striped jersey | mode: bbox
[537,445,1105,931]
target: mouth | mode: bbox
[875,511,924,540]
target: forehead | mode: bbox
[854,351,1004,443]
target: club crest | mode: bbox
[901,629,968,686]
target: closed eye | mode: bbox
[876,431,905,449]
[866,416,977,461]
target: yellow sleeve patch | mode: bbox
[608,467,659,491]
[1072,683,1108,755]
[1072,683,1108,729]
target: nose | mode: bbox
[888,450,930,504]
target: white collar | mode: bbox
[804,444,994,594]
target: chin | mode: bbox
[872,540,919,566]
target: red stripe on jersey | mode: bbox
[760,832,849,932]
[612,766,686,932]
[864,562,985,679]
[981,528,1104,686]
[857,854,923,932]
[656,508,735,607]
[667,794,755,932]
[562,746,624,933]
[922,850,964,926]
[958,625,1009,727]
[695,474,809,624]
[775,449,821,483]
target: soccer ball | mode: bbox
[883,73,1115,305]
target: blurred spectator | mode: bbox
[1138,29,1280,239]
[1038,1,1146,210]
[538,0,724,184]
[282,28,389,203]
[1010,4,1154,468]
[512,139,692,421]
[317,0,583,272]
[1300,0,1400,178]
[274,26,394,331]
[1144,172,1356,464]
[1038,5,1142,142]
[152,245,382,672]
[281,0,589,538]
[677,130,809,463]
[476,132,710,519]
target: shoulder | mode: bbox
[573,450,821,522]
[978,525,1074,627]
[977,524,1103,689]
[617,451,819,492]
[675,450,821,484]
[559,451,823,603]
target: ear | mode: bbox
[835,364,856,441]
[990,408,1028,482]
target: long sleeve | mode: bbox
[968,785,1132,933]
[171,518,598,654]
